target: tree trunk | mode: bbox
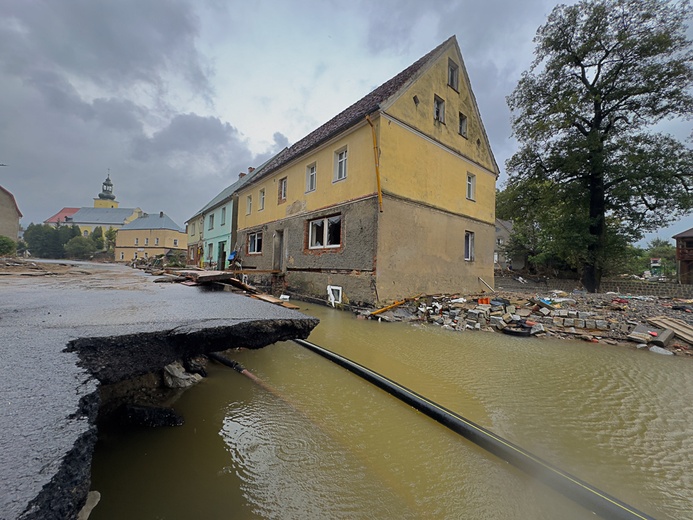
[581,131,607,293]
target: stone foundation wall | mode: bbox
[495,274,693,298]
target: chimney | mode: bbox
[159,211,164,218]
[248,167,255,174]
[239,172,246,179]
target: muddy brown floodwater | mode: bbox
[89,298,693,520]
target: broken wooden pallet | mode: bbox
[646,316,693,344]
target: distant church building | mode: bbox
[45,174,142,236]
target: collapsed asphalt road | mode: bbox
[0,262,318,520]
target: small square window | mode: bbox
[434,96,445,123]
[465,231,475,261]
[448,59,459,91]
[334,148,347,181]
[173,239,179,247]
[306,163,317,192]
[466,173,476,201]
[278,177,287,203]
[459,112,468,137]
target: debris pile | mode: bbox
[362,291,693,356]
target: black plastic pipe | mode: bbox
[293,338,655,520]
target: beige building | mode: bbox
[115,211,186,262]
[0,185,22,241]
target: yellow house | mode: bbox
[235,36,498,305]
[114,211,187,262]
[45,175,140,236]
[0,184,22,241]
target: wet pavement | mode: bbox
[0,262,317,519]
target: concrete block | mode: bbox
[574,319,585,329]
[585,319,596,329]
[553,317,564,327]
[563,318,575,327]
[596,320,609,330]
[539,307,552,316]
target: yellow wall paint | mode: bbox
[384,46,496,175]
[93,199,119,209]
[115,228,187,262]
[237,124,378,232]
[379,118,495,224]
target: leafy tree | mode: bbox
[104,227,117,251]
[64,236,96,259]
[23,223,82,258]
[0,235,16,256]
[91,226,105,250]
[507,0,693,292]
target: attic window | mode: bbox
[448,59,459,91]
[434,96,445,123]
[459,112,468,137]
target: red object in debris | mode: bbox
[525,320,537,327]
[612,298,628,304]
[648,331,658,337]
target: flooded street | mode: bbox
[90,301,693,519]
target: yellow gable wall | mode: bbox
[237,123,378,231]
[385,46,496,175]
[378,116,496,224]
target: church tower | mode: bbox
[93,174,119,208]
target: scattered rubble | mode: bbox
[359,290,693,356]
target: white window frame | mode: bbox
[173,239,179,247]
[144,237,149,246]
[134,237,139,246]
[309,215,342,249]
[208,213,214,230]
[221,207,226,225]
[119,252,124,260]
[434,95,445,123]
[459,112,468,137]
[306,163,317,192]
[191,222,196,235]
[278,177,287,203]
[334,148,347,182]
[448,59,459,91]
[466,173,476,201]
[248,231,263,254]
[246,195,252,215]
[155,237,159,246]
[465,231,475,261]
[259,188,265,211]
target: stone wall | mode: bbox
[495,273,693,298]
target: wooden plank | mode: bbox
[646,316,693,344]
[251,293,301,310]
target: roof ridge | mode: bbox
[245,36,456,185]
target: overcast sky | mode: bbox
[0,0,690,245]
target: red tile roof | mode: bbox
[44,207,79,224]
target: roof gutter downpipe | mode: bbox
[292,338,654,520]
[365,115,383,213]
